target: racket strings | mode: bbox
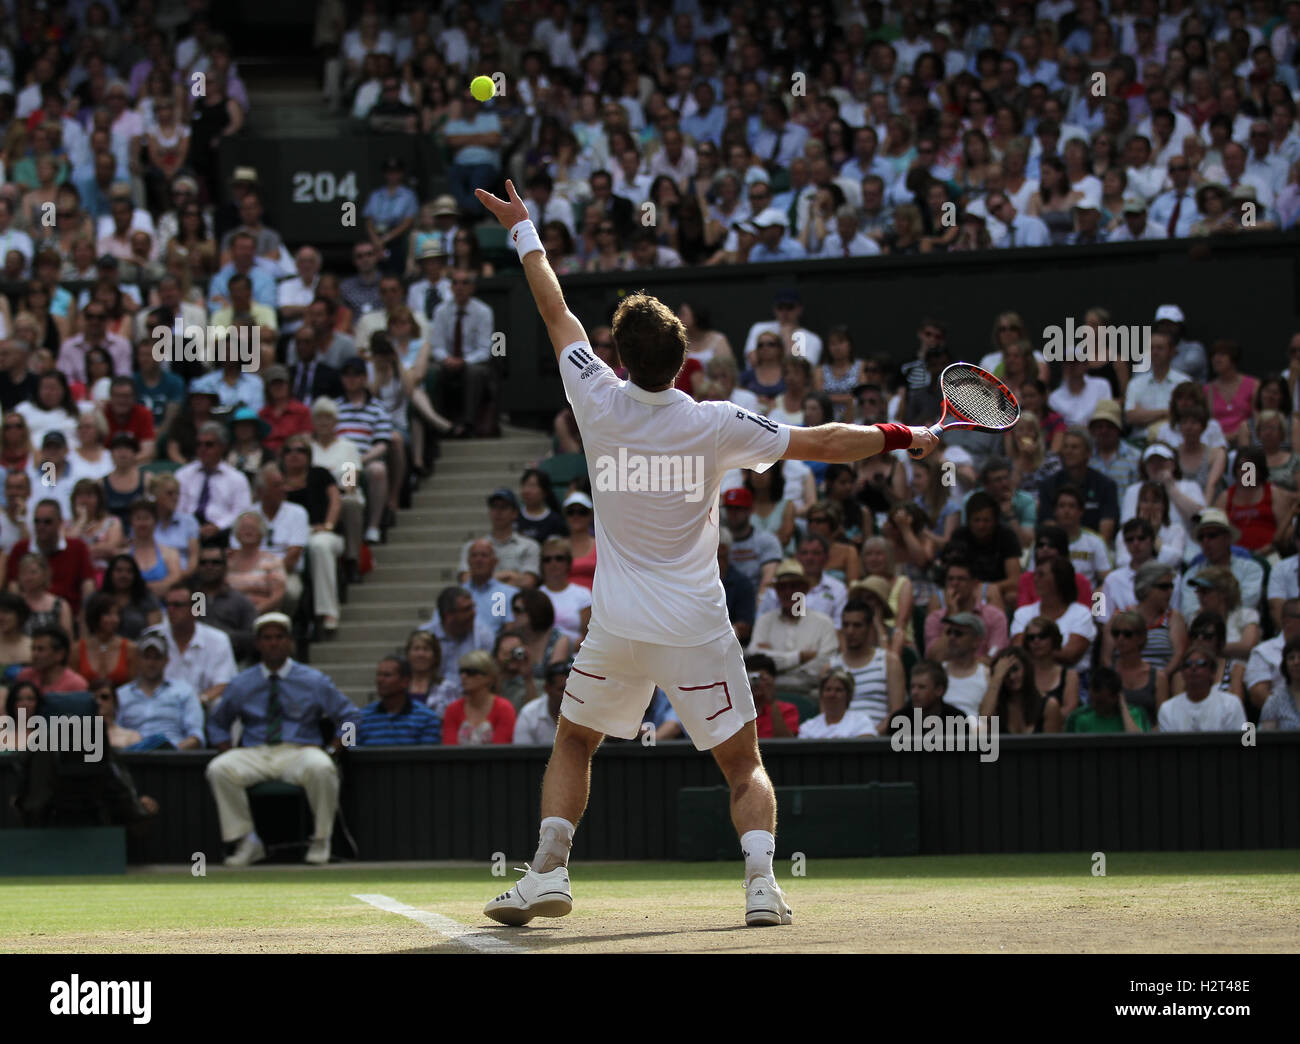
[943,365,1020,428]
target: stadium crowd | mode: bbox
[2,1,1300,862]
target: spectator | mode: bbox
[1012,558,1097,673]
[742,289,824,367]
[1007,409,1063,498]
[1158,649,1248,732]
[1036,426,1120,544]
[64,478,126,580]
[1171,610,1247,701]
[935,611,990,717]
[758,533,847,628]
[0,590,32,672]
[14,551,74,637]
[6,500,96,619]
[494,629,540,712]
[1051,484,1112,587]
[510,587,573,683]
[1215,448,1294,555]
[176,421,254,548]
[152,475,201,574]
[743,652,799,738]
[562,492,597,590]
[1181,508,1265,615]
[1248,599,1300,713]
[1260,637,1300,731]
[946,490,1023,605]
[16,371,82,447]
[516,467,567,545]
[461,539,518,635]
[115,629,205,750]
[1253,409,1298,494]
[71,410,113,480]
[26,432,80,522]
[457,488,541,589]
[1205,340,1259,444]
[75,591,137,687]
[751,559,838,697]
[441,93,502,212]
[1125,329,1191,429]
[888,659,970,727]
[538,536,591,645]
[306,399,365,558]
[981,646,1056,733]
[405,630,457,718]
[190,356,266,415]
[0,681,41,751]
[1065,665,1152,733]
[716,527,756,646]
[277,247,322,337]
[259,366,313,455]
[336,356,395,544]
[441,649,516,745]
[225,511,287,615]
[420,585,496,694]
[514,658,569,745]
[97,553,163,640]
[57,302,133,386]
[428,268,495,440]
[165,388,221,465]
[1186,567,1260,663]
[292,297,357,373]
[17,624,89,693]
[363,158,419,275]
[799,668,876,738]
[206,613,360,866]
[117,500,179,603]
[1172,401,1228,504]
[804,502,862,584]
[924,558,1009,660]
[358,655,441,745]
[961,456,1037,549]
[1088,400,1140,491]
[189,552,258,664]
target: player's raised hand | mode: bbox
[475,179,529,230]
[907,426,941,459]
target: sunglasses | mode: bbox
[1111,628,1137,638]
[285,445,309,454]
[197,440,219,447]
[943,626,971,638]
[1184,659,1212,670]
[1025,632,1050,641]
[165,600,191,608]
[563,507,589,516]
[459,668,484,676]
[542,555,570,563]
[1190,629,1216,640]
[198,559,224,567]
[1153,581,1174,590]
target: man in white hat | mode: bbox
[1064,192,1106,245]
[751,559,838,695]
[1181,508,1264,616]
[206,612,360,867]
[1152,303,1207,384]
[749,208,807,262]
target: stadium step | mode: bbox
[331,424,552,701]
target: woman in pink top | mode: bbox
[563,491,597,590]
[1205,340,1258,444]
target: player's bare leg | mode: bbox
[483,716,602,925]
[712,721,793,926]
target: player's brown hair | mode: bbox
[610,291,687,390]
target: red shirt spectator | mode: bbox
[16,665,90,693]
[754,700,800,738]
[105,404,157,443]
[260,398,313,454]
[441,695,517,745]
[5,536,96,614]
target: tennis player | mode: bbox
[475,180,939,928]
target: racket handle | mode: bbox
[907,424,943,459]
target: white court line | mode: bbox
[353,893,528,954]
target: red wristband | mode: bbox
[877,423,914,452]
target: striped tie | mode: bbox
[266,672,283,745]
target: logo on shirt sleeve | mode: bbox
[736,408,779,434]
[568,346,602,380]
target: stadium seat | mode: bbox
[537,452,588,490]
[474,225,509,262]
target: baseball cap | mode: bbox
[562,491,593,511]
[753,207,789,228]
[41,431,68,449]
[1121,195,1148,214]
[138,629,169,655]
[171,174,199,194]
[722,487,753,508]
[942,611,986,638]
[431,194,459,217]
[263,364,290,385]
[1187,573,1217,590]
[231,166,259,184]
[339,357,368,376]
[487,487,519,509]
[417,242,447,260]
[1073,190,1102,212]
[1154,304,1185,324]
[310,396,339,417]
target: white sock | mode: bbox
[533,816,575,873]
[740,830,775,883]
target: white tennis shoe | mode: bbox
[484,863,573,925]
[745,875,793,926]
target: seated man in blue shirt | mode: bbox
[115,629,205,749]
[358,655,441,745]
[206,613,361,867]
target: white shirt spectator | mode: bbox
[797,708,876,738]
[1010,601,1098,644]
[1106,220,1167,241]
[542,582,593,643]
[1157,688,1247,732]
[1125,367,1192,416]
[942,663,989,717]
[255,500,310,574]
[277,274,319,336]
[1048,375,1113,426]
[758,573,847,627]
[1098,564,1185,622]
[525,195,576,237]
[1068,528,1112,584]
[743,320,823,366]
[818,230,882,257]
[513,694,560,744]
[994,213,1052,248]
[1268,555,1299,605]
[160,619,238,696]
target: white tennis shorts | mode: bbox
[561,623,757,750]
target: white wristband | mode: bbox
[510,219,545,260]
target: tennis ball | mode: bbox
[470,76,495,102]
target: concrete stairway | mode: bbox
[309,426,552,706]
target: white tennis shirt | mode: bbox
[559,341,791,646]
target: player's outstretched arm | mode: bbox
[785,423,939,462]
[475,180,587,360]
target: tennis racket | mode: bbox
[909,362,1021,459]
